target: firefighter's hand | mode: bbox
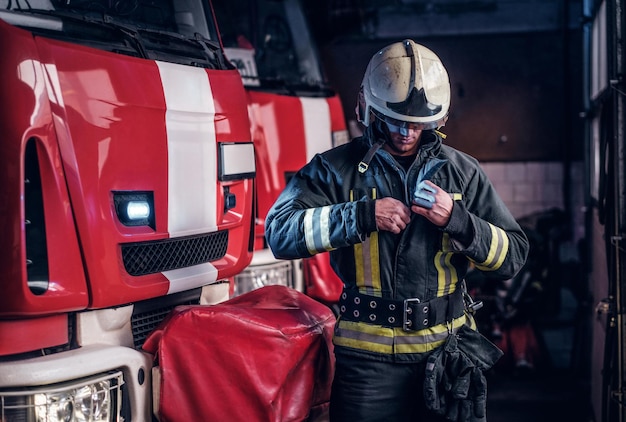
[411,180,453,227]
[375,197,411,234]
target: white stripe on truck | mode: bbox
[157,61,219,293]
[300,97,332,161]
[157,61,218,237]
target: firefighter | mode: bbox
[265,39,529,421]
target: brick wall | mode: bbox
[482,161,585,241]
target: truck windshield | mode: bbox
[0,0,226,69]
[214,0,330,93]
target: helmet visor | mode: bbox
[373,109,446,131]
[385,119,427,133]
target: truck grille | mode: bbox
[131,306,175,350]
[121,231,229,276]
[131,289,201,349]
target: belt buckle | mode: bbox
[402,298,420,331]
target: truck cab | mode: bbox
[0,0,255,419]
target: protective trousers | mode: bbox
[329,354,448,422]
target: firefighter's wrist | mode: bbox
[443,201,474,245]
[357,199,378,235]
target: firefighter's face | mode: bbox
[383,121,423,156]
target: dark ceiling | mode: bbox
[303,0,583,45]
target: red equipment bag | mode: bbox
[143,285,336,422]
[302,253,344,305]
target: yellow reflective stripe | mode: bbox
[394,315,466,354]
[434,251,446,293]
[451,193,463,200]
[351,188,381,295]
[354,242,365,288]
[466,313,478,330]
[369,232,381,292]
[333,315,468,355]
[475,223,509,271]
[334,320,394,354]
[355,235,381,295]
[440,232,452,253]
[333,336,393,354]
[435,233,459,295]
[494,225,509,268]
[482,224,500,267]
[367,188,381,293]
[337,319,395,337]
[360,237,374,293]
[443,253,458,295]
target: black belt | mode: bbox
[338,288,465,331]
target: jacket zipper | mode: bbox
[378,149,426,299]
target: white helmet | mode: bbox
[356,39,450,130]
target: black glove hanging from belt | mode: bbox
[423,324,503,422]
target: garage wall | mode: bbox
[482,160,585,240]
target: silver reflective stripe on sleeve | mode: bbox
[304,206,333,254]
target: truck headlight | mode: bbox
[234,260,294,296]
[235,261,294,296]
[125,201,151,221]
[0,371,123,422]
[114,191,154,228]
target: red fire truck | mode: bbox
[214,0,348,304]
[0,0,256,419]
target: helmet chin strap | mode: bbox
[357,138,385,174]
[357,121,387,174]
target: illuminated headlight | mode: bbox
[0,371,123,422]
[114,191,155,228]
[218,142,256,181]
[234,260,294,296]
[125,201,150,220]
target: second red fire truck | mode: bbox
[215,0,348,305]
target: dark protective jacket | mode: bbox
[265,127,529,363]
